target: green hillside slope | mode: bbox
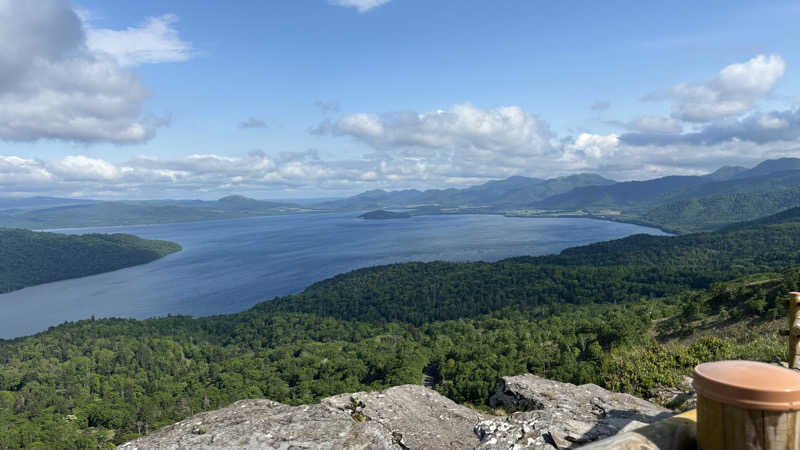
[262,207,800,323]
[536,169,800,213]
[641,186,800,233]
[0,229,181,293]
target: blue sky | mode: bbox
[1,0,800,199]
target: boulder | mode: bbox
[476,374,673,449]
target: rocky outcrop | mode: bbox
[647,376,697,411]
[119,374,673,449]
[476,374,672,449]
[118,385,489,449]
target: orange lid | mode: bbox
[693,361,800,411]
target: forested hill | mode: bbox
[260,206,800,324]
[640,186,800,233]
[535,167,800,212]
[0,229,181,293]
[1,210,800,447]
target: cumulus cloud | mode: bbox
[621,108,800,146]
[49,155,121,181]
[328,0,392,12]
[626,115,683,134]
[308,101,800,186]
[590,100,610,111]
[6,87,800,198]
[85,14,192,67]
[613,55,800,147]
[238,117,268,129]
[319,103,555,158]
[0,152,332,197]
[0,0,190,144]
[645,54,786,122]
[4,133,800,198]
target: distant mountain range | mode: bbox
[316,173,616,211]
[2,157,800,232]
[535,158,800,212]
[0,195,304,229]
[0,196,97,212]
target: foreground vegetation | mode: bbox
[2,208,800,448]
[0,229,181,294]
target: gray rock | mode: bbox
[647,376,697,411]
[118,384,490,449]
[119,374,674,450]
[475,374,673,449]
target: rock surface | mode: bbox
[647,376,697,412]
[477,374,673,449]
[119,374,672,449]
[118,384,489,450]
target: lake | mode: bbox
[0,212,668,339]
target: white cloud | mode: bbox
[4,130,800,198]
[757,114,788,129]
[646,54,785,122]
[48,155,120,181]
[628,115,682,134]
[86,14,192,67]
[328,0,392,12]
[324,103,555,159]
[0,156,54,185]
[303,101,800,188]
[557,133,620,171]
[572,133,619,158]
[0,0,190,144]
[621,107,800,146]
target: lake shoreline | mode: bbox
[0,213,668,340]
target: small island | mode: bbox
[359,210,412,220]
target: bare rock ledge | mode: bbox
[118,374,672,449]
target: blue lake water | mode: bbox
[0,212,668,339]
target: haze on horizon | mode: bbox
[1,0,799,200]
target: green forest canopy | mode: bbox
[3,208,800,447]
[0,228,181,294]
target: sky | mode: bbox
[1,0,800,200]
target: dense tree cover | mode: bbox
[264,208,800,323]
[0,229,181,294]
[0,301,665,448]
[641,186,800,233]
[0,269,792,448]
[2,208,800,447]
